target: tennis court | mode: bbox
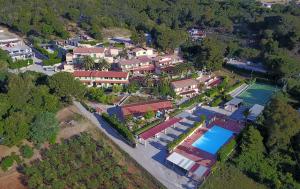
[236,82,278,106]
[192,126,234,155]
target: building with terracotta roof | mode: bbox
[154,54,184,74]
[121,100,173,118]
[131,47,154,57]
[72,47,105,63]
[117,56,155,74]
[73,70,129,87]
[171,79,199,97]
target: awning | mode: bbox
[166,152,195,171]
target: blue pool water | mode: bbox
[192,126,234,155]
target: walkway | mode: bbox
[73,101,197,189]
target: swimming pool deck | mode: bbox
[174,114,245,173]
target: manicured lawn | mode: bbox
[202,163,268,189]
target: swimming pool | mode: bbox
[192,126,234,155]
[237,83,278,106]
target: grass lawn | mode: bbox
[201,163,268,189]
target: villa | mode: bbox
[171,78,199,97]
[131,47,154,57]
[117,56,155,74]
[121,100,173,118]
[3,45,33,61]
[73,70,129,88]
[154,54,184,74]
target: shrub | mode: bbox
[217,139,236,162]
[43,58,61,66]
[144,110,155,120]
[80,101,96,113]
[179,94,205,109]
[102,113,136,147]
[211,97,223,107]
[167,116,206,152]
[20,145,34,159]
[0,156,14,171]
[133,119,163,135]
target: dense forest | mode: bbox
[0,70,85,147]
[1,0,300,100]
[0,1,300,189]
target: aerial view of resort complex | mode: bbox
[0,0,300,189]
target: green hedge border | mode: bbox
[102,113,136,147]
[167,116,206,152]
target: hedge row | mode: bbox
[43,58,61,66]
[167,116,206,152]
[224,80,245,94]
[133,119,163,136]
[9,59,33,69]
[102,113,136,147]
[80,101,96,113]
[217,139,236,162]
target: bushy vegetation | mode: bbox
[211,97,223,107]
[233,97,300,189]
[133,119,163,136]
[8,59,33,69]
[217,139,236,162]
[102,113,136,147]
[86,87,117,105]
[0,156,14,171]
[202,163,268,189]
[167,116,206,152]
[20,145,34,159]
[34,45,63,66]
[0,72,85,147]
[24,134,129,189]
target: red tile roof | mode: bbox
[119,56,152,65]
[73,47,105,54]
[139,117,183,140]
[121,100,173,117]
[73,70,128,78]
[171,79,198,89]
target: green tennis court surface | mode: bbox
[237,83,278,106]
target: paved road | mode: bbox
[73,101,197,189]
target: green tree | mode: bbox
[144,109,155,120]
[0,112,29,146]
[29,112,59,145]
[0,156,14,171]
[48,72,86,103]
[20,145,34,159]
[83,56,95,70]
[194,37,225,71]
[262,97,300,151]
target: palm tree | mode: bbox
[144,73,154,88]
[96,59,110,71]
[82,56,95,70]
